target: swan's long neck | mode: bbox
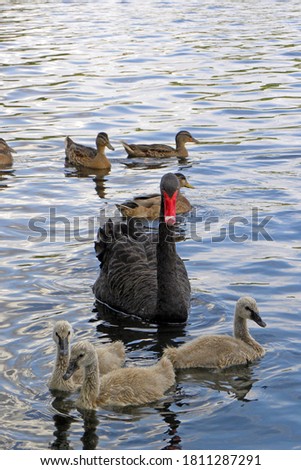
[155,200,187,323]
[80,357,100,408]
[234,312,262,352]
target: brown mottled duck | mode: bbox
[116,173,194,219]
[0,138,15,166]
[65,132,114,169]
[121,130,200,159]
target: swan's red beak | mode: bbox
[163,190,178,225]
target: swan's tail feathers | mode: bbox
[94,219,128,261]
[94,221,111,261]
[94,217,147,261]
[94,239,105,262]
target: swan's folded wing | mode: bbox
[93,233,157,318]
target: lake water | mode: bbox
[0,0,301,451]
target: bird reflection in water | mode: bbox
[50,394,76,450]
[64,166,110,199]
[50,394,100,450]
[93,302,187,351]
[49,361,258,449]
[0,168,15,192]
[176,364,258,403]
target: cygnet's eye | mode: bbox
[55,332,59,337]
[245,305,258,318]
[78,353,84,359]
[67,331,71,336]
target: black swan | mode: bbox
[93,173,191,323]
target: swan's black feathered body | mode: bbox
[93,174,191,324]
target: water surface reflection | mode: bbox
[1,0,301,451]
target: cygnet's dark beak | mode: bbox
[63,360,79,380]
[251,310,266,328]
[59,337,69,357]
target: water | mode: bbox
[0,0,301,450]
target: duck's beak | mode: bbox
[63,360,79,380]
[163,190,178,226]
[106,141,115,151]
[190,136,201,144]
[251,310,266,328]
[184,181,195,189]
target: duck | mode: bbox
[121,130,200,159]
[116,173,194,219]
[64,132,114,169]
[163,297,266,369]
[93,173,191,324]
[48,320,126,392]
[63,341,175,409]
[0,138,15,166]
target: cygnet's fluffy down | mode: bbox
[48,320,125,392]
[64,341,175,409]
[163,297,266,369]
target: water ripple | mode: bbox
[1,0,301,450]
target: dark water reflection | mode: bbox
[48,363,258,451]
[1,0,301,450]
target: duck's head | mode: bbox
[160,173,180,226]
[175,130,200,145]
[236,296,266,327]
[96,132,115,151]
[53,320,73,357]
[63,341,96,380]
[174,172,195,189]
